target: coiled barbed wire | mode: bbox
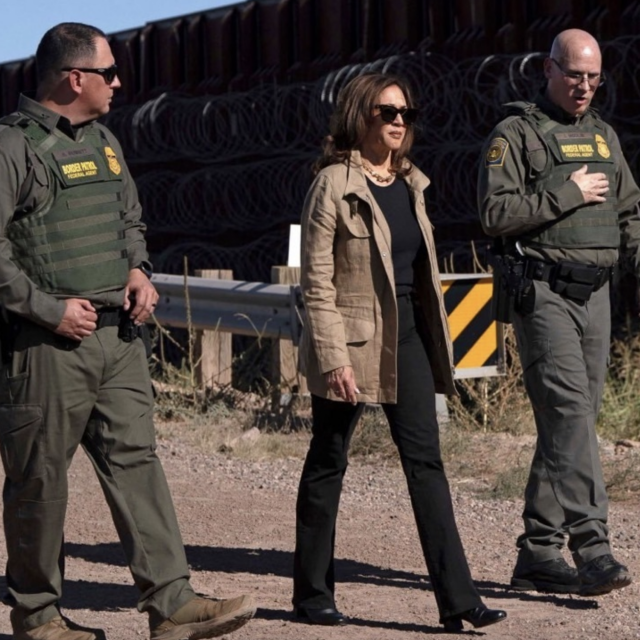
[109,36,640,283]
[137,155,314,237]
[154,233,289,281]
[107,39,639,165]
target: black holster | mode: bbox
[120,316,152,358]
[97,306,152,358]
[0,312,20,365]
[490,253,530,323]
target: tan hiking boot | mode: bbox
[150,595,256,640]
[13,616,97,640]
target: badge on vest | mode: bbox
[485,138,509,168]
[595,134,611,159]
[104,146,122,175]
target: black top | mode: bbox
[367,177,426,295]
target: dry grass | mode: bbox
[447,324,535,436]
[604,449,640,501]
[598,333,640,441]
[349,406,399,460]
[150,315,640,502]
[153,372,314,461]
[155,403,312,461]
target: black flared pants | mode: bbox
[293,294,481,620]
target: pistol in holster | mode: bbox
[491,254,517,323]
[0,311,20,365]
[118,314,140,343]
[490,251,536,323]
[118,312,152,358]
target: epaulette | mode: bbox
[502,101,536,117]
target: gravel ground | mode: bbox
[1,435,639,640]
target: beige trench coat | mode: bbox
[298,150,456,403]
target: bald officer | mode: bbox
[478,29,640,597]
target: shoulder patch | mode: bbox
[485,138,509,168]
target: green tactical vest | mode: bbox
[506,101,619,249]
[0,113,130,295]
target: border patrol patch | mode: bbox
[595,134,611,159]
[104,146,122,175]
[485,138,509,168]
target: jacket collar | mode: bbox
[534,90,598,126]
[19,94,67,133]
[18,93,89,140]
[343,149,430,199]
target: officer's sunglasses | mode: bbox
[61,64,119,84]
[373,104,420,126]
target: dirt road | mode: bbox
[0,436,639,640]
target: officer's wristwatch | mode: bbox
[135,261,153,279]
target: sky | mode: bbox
[0,0,235,64]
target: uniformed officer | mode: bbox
[478,29,640,597]
[0,23,255,640]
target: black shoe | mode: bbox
[578,554,632,596]
[511,557,580,594]
[294,607,347,626]
[443,605,507,633]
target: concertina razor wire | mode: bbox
[103,37,640,282]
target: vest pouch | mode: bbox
[549,261,599,303]
[556,262,599,285]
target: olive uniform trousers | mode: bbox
[512,280,611,567]
[0,321,195,632]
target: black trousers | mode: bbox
[293,294,481,621]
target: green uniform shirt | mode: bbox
[0,95,150,330]
[477,91,640,277]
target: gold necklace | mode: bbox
[362,162,394,184]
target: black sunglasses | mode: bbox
[374,104,419,125]
[61,64,118,84]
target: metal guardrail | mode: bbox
[151,274,303,344]
[151,272,504,380]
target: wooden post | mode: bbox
[194,269,233,388]
[271,266,308,400]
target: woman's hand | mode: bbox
[325,365,360,405]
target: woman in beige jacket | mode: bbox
[293,73,506,633]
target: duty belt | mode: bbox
[96,306,141,342]
[522,258,613,303]
[96,307,126,329]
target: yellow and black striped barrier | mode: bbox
[441,274,504,379]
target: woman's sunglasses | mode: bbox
[374,104,419,125]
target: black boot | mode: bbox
[443,605,507,632]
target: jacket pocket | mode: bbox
[342,315,375,343]
[342,210,371,238]
[0,405,45,483]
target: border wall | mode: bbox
[1,0,639,291]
